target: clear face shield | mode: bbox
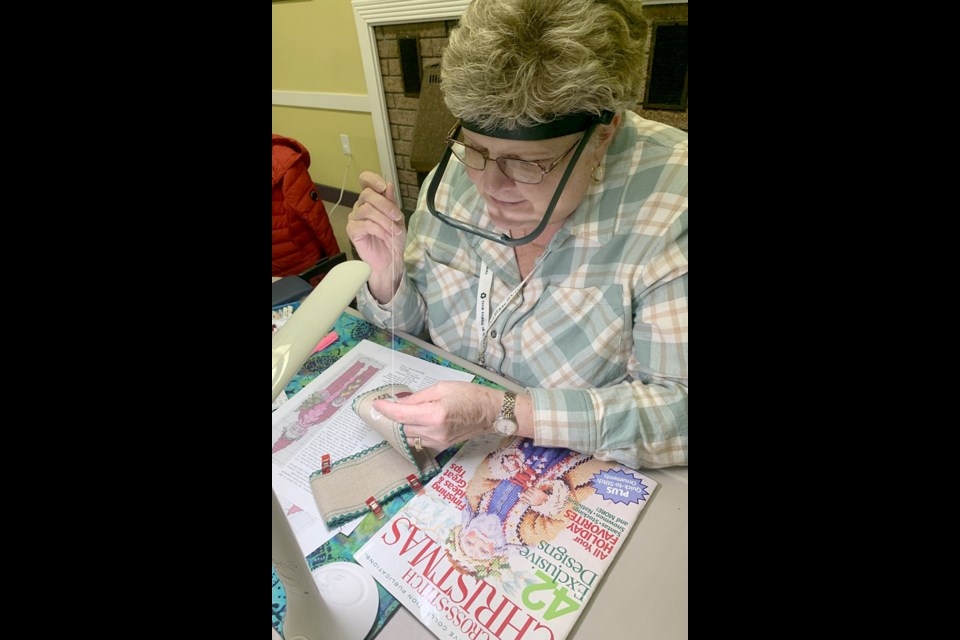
[426,110,614,247]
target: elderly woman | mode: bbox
[345,0,687,469]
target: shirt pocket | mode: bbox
[421,261,476,352]
[514,284,626,388]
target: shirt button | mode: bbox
[490,329,497,338]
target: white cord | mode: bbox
[327,155,352,216]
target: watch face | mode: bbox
[493,418,518,436]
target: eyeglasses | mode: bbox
[427,113,612,247]
[445,130,582,185]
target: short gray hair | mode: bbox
[441,0,648,133]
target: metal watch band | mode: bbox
[499,391,516,420]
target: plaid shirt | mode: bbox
[358,111,687,469]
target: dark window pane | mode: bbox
[399,38,421,97]
[645,24,688,110]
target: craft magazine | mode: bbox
[355,433,658,640]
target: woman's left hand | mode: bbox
[372,381,502,450]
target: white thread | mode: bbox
[390,185,396,393]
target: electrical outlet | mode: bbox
[340,134,352,155]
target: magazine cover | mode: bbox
[355,433,658,640]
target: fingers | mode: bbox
[406,431,444,450]
[383,182,398,212]
[358,171,391,200]
[374,396,442,426]
[376,382,497,451]
[345,212,400,247]
[376,395,448,449]
[357,172,399,212]
[390,386,441,404]
[390,382,465,405]
[356,171,402,221]
[347,174,405,247]
[407,434,424,452]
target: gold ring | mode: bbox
[414,436,423,452]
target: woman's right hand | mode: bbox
[345,171,407,303]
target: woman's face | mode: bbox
[460,128,604,235]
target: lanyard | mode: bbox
[474,254,548,367]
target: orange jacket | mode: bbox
[272,134,340,276]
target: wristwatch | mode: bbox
[493,391,518,436]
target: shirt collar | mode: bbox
[554,180,615,248]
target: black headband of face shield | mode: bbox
[460,110,613,140]
[426,110,614,246]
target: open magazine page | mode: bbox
[272,339,474,558]
[355,433,659,640]
[272,307,514,638]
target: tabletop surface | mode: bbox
[273,303,688,639]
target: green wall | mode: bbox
[272,0,381,191]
